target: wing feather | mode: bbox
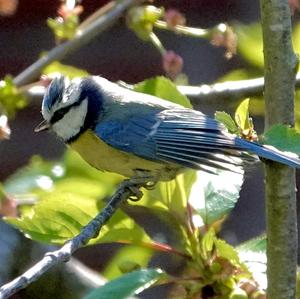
[95,108,255,172]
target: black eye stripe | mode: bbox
[50,106,71,124]
[50,98,85,124]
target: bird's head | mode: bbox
[35,76,104,143]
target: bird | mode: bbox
[35,75,300,184]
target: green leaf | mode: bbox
[218,69,260,82]
[5,192,151,245]
[4,151,121,196]
[263,124,300,155]
[201,227,216,260]
[0,76,27,118]
[132,170,196,226]
[127,6,164,40]
[237,235,266,253]
[47,14,79,41]
[103,245,153,279]
[43,61,89,79]
[292,22,300,54]
[189,169,244,226]
[122,204,191,254]
[84,268,165,299]
[151,170,195,211]
[235,99,250,131]
[133,76,192,108]
[236,236,267,290]
[215,239,243,267]
[0,183,5,202]
[215,111,238,134]
[235,23,263,69]
[4,156,66,195]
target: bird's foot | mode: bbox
[123,176,157,201]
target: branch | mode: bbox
[178,77,265,100]
[24,73,300,103]
[178,72,300,100]
[260,1,298,298]
[0,179,141,299]
[13,0,138,87]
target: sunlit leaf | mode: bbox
[201,227,215,260]
[189,169,243,226]
[0,76,27,118]
[43,61,89,79]
[127,6,164,40]
[84,268,165,299]
[5,192,151,245]
[133,76,192,108]
[47,14,79,41]
[263,124,300,155]
[293,22,300,54]
[131,170,196,229]
[218,69,259,82]
[215,239,243,268]
[235,23,264,69]
[235,98,250,131]
[215,111,238,134]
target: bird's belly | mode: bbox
[69,130,180,180]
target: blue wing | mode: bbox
[95,109,251,172]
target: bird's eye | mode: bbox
[50,108,66,124]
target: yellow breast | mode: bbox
[69,130,180,180]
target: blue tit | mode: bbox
[35,75,300,181]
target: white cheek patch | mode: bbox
[52,98,88,141]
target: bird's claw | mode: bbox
[123,177,157,201]
[143,180,156,190]
[128,186,143,201]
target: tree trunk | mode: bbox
[260,1,298,298]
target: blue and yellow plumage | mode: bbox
[35,75,300,181]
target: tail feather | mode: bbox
[235,138,300,169]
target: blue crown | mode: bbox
[42,76,66,112]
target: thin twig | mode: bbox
[21,76,267,101]
[0,179,140,299]
[13,0,139,87]
[178,77,265,100]
[23,73,300,103]
[178,72,300,100]
[154,20,209,38]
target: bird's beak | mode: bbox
[34,120,50,132]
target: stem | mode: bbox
[260,1,298,298]
[154,20,209,38]
[149,32,166,55]
[13,0,138,87]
